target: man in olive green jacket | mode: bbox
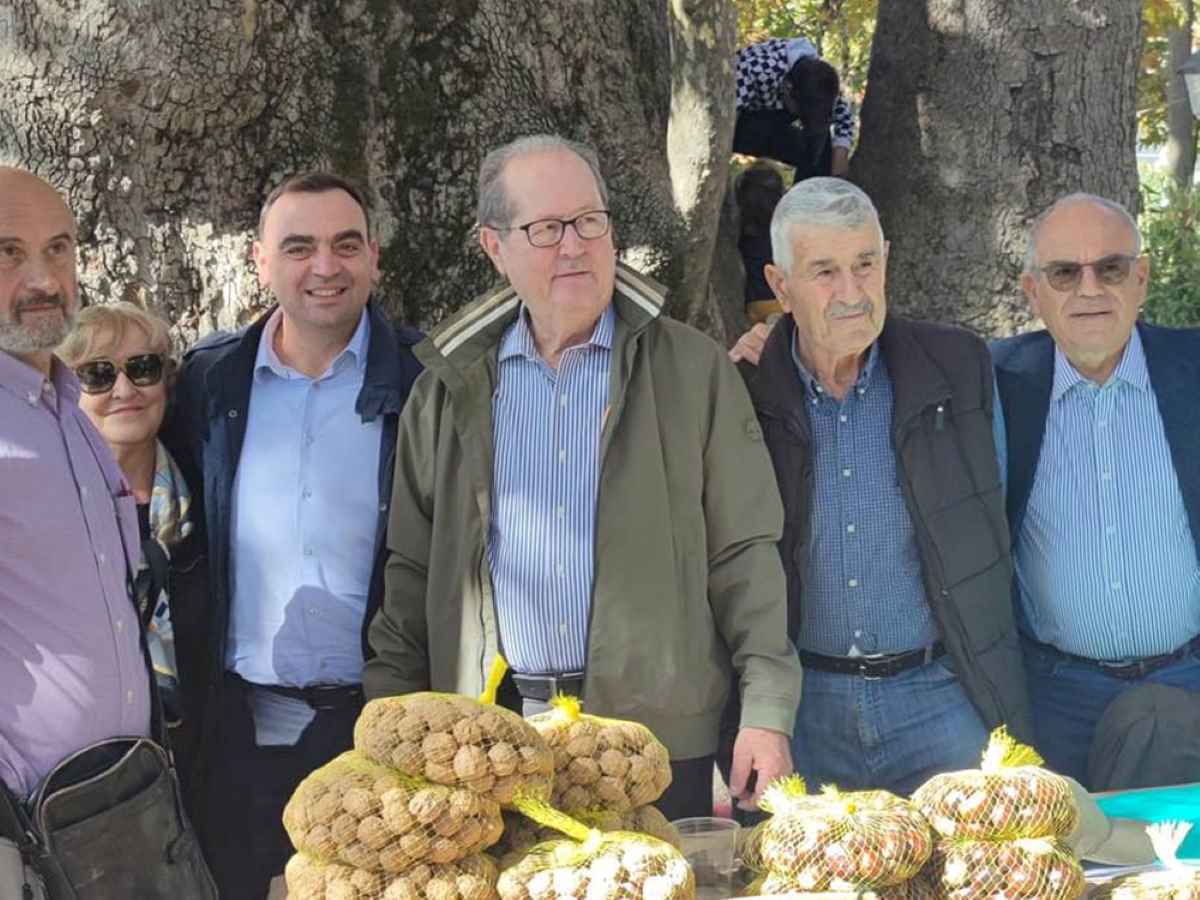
[364,134,802,819]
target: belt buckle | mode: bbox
[304,685,351,711]
[857,658,885,681]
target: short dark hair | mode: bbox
[783,57,840,130]
[735,163,785,237]
[257,171,372,237]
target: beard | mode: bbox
[0,295,76,355]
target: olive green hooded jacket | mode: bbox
[364,263,802,758]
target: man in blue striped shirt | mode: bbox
[366,135,803,820]
[731,179,1030,797]
[993,193,1200,787]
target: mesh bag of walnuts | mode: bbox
[283,751,505,873]
[495,806,681,866]
[498,793,694,900]
[526,696,672,813]
[497,832,694,900]
[1091,822,1200,900]
[355,693,555,806]
[928,836,1085,900]
[285,850,500,900]
[912,727,1078,842]
[754,776,934,891]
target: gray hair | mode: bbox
[769,177,883,274]
[476,135,610,228]
[1023,193,1143,273]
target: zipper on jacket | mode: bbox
[896,408,1009,726]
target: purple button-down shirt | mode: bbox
[0,352,151,799]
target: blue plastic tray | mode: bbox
[1097,783,1200,860]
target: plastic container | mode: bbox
[674,816,740,899]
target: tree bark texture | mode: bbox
[1165,0,1195,189]
[852,0,1142,337]
[0,0,734,340]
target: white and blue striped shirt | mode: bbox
[488,305,615,674]
[998,329,1200,660]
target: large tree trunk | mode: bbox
[852,0,1142,337]
[0,0,734,341]
[1165,0,1196,189]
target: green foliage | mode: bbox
[1140,172,1200,326]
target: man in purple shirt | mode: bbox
[0,166,151,800]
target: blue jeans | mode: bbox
[1023,638,1200,787]
[791,658,989,796]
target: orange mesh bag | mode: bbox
[285,851,500,900]
[912,727,1078,841]
[755,776,934,891]
[1091,823,1200,900]
[929,836,1085,900]
[283,751,505,873]
[496,795,694,900]
[525,697,672,813]
[495,807,681,866]
[354,693,555,806]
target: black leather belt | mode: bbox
[510,671,584,702]
[1028,633,1200,681]
[228,672,364,711]
[798,642,945,679]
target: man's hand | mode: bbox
[728,726,793,810]
[831,146,851,178]
[728,322,770,366]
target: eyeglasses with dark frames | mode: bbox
[490,210,612,248]
[74,354,166,394]
[1036,254,1138,292]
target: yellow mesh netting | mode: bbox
[911,727,1079,841]
[1091,822,1200,900]
[928,836,1085,900]
[354,693,554,806]
[285,850,499,900]
[525,696,673,814]
[494,806,681,867]
[283,751,504,873]
[751,776,933,890]
[496,831,695,900]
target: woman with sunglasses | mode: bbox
[58,301,208,803]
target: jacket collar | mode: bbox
[203,299,414,423]
[744,314,953,429]
[418,261,666,379]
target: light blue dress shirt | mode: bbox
[227,308,382,688]
[993,329,1200,660]
[489,305,614,674]
[791,340,938,656]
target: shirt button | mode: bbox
[854,630,862,638]
[559,395,568,407]
[1102,471,1112,481]
[556,505,565,519]
[26,392,38,405]
[1106,525,1116,535]
[98,552,106,564]
[1098,420,1108,428]
[558,449,566,463]
[842,467,852,478]
[857,387,866,395]
[116,619,124,633]
[556,564,565,576]
[848,578,859,588]
[227,409,238,418]
[559,622,568,635]
[303,547,314,557]
[846,523,856,534]
[839,415,848,423]
[302,487,312,499]
[1112,581,1122,591]
[126,690,134,705]
[811,398,819,406]
[80,485,89,498]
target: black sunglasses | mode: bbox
[75,354,166,394]
[1037,254,1137,292]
